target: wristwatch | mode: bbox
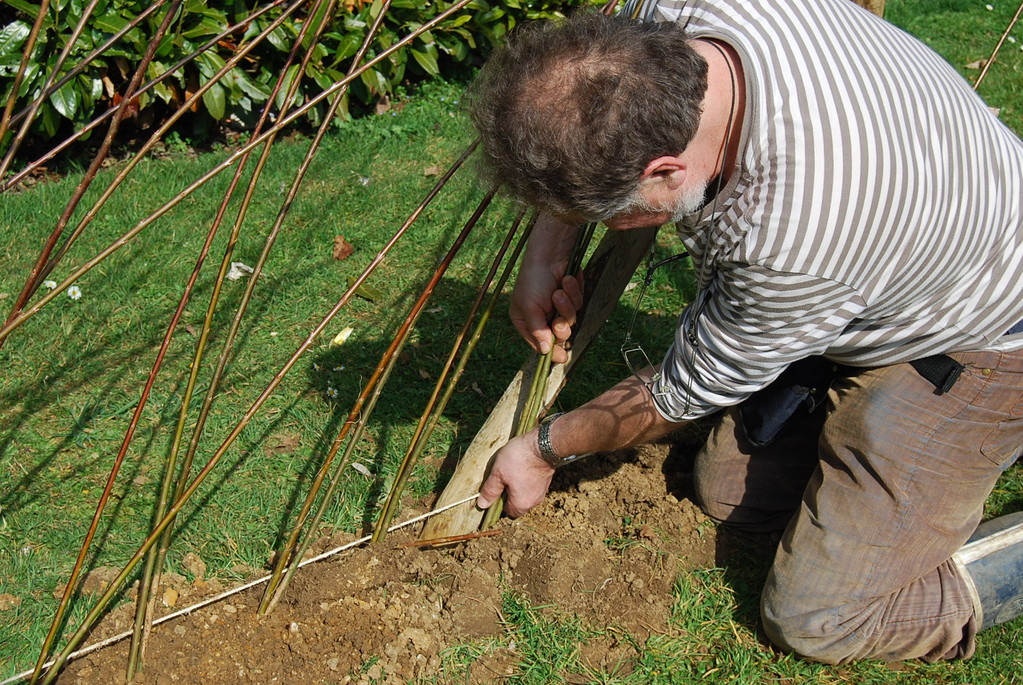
[537,412,583,468]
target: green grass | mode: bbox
[0,78,549,678]
[1,0,1023,682]
[424,566,1023,685]
[886,0,1023,135]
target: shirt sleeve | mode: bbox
[650,263,866,421]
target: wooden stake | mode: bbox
[421,225,657,540]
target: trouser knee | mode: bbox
[694,408,819,533]
[760,598,869,665]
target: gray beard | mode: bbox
[667,178,711,222]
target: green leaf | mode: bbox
[231,69,271,101]
[330,33,361,64]
[195,50,227,81]
[92,13,128,33]
[202,81,226,119]
[358,67,387,96]
[451,27,476,49]
[410,47,439,78]
[266,24,291,52]
[182,16,228,40]
[49,79,80,120]
[15,61,39,96]
[275,62,301,111]
[478,7,506,23]
[87,75,102,102]
[450,14,471,27]
[309,65,335,93]
[0,20,31,58]
[346,277,383,302]
[4,0,42,20]
[37,100,58,137]
[302,0,332,50]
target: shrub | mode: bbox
[0,0,595,147]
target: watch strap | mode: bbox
[537,412,581,468]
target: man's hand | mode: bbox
[510,262,583,364]
[509,214,585,364]
[476,430,555,518]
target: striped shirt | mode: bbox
[624,0,1023,420]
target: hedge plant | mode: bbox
[0,0,594,149]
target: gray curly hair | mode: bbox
[468,12,708,221]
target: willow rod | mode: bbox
[26,5,195,681]
[973,0,1023,91]
[0,0,474,347]
[24,0,304,303]
[3,0,186,352]
[480,222,598,529]
[260,188,499,614]
[126,0,343,676]
[32,132,480,683]
[148,0,393,624]
[3,493,477,685]
[371,207,534,542]
[0,0,114,178]
[0,0,51,149]
[1,2,165,133]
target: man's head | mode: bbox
[468,12,708,223]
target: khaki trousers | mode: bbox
[694,349,1023,663]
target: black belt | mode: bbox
[911,317,1023,395]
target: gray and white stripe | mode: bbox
[624,0,1023,420]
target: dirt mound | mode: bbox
[58,441,718,684]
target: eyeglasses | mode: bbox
[620,251,690,400]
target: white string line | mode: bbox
[1,493,480,685]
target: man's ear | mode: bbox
[641,155,687,189]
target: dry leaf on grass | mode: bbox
[265,433,301,457]
[333,236,354,261]
[331,326,355,346]
[423,165,443,177]
[226,261,253,280]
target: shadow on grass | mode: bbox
[0,237,690,676]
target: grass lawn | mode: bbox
[2,0,1023,682]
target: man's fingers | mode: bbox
[531,328,553,354]
[561,274,584,310]
[510,310,554,355]
[476,473,505,510]
[552,290,577,331]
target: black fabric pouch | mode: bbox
[738,356,840,448]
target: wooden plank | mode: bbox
[421,225,658,539]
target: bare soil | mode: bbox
[57,438,754,684]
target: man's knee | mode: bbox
[760,580,971,664]
[694,407,819,532]
[761,602,863,664]
[760,567,884,664]
[693,462,804,533]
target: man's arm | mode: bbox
[511,213,585,363]
[476,368,686,517]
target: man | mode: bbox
[469,0,1023,666]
